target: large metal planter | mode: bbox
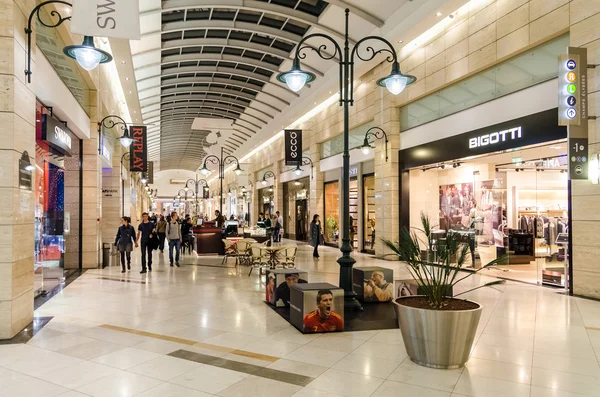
[393,296,482,369]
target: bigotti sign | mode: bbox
[469,127,522,149]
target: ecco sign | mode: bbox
[469,127,522,149]
[41,115,73,156]
[284,129,302,166]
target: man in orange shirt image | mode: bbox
[303,289,344,332]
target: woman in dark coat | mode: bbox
[115,217,137,273]
[310,214,323,258]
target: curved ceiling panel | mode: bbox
[132,0,392,171]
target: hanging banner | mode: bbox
[130,126,147,173]
[71,0,141,40]
[147,161,154,184]
[284,129,302,166]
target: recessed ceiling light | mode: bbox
[129,91,132,94]
[436,12,442,16]
[121,60,126,64]
[398,40,403,43]
[125,77,129,81]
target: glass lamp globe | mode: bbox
[64,36,112,71]
[294,167,303,176]
[261,179,268,186]
[376,62,416,95]
[200,166,210,176]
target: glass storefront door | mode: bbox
[363,174,376,253]
[324,181,339,246]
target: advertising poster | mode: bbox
[439,182,474,230]
[302,288,344,333]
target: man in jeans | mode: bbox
[136,212,156,274]
[167,212,182,267]
[273,211,283,242]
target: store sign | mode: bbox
[71,0,141,40]
[129,126,147,172]
[147,161,154,184]
[284,129,302,166]
[41,115,73,156]
[349,167,358,176]
[559,49,587,126]
[468,127,522,149]
[569,138,588,179]
[296,189,307,199]
[18,161,32,191]
[559,48,589,180]
[400,109,567,169]
[102,188,118,197]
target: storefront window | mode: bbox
[283,178,310,241]
[363,174,376,253]
[324,181,339,245]
[349,177,358,250]
[35,103,67,295]
[407,142,568,286]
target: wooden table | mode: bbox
[261,246,288,269]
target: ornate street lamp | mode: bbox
[99,115,134,148]
[260,171,276,186]
[199,147,243,212]
[24,1,113,83]
[293,157,314,179]
[360,127,389,162]
[277,9,417,310]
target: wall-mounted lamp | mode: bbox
[261,171,276,186]
[99,115,133,148]
[21,151,35,171]
[292,157,315,179]
[360,127,389,162]
[24,1,113,83]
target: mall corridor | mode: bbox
[0,243,598,397]
[5,0,600,395]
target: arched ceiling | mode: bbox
[132,0,411,171]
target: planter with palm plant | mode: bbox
[383,213,504,369]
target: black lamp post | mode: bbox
[199,147,243,214]
[293,157,314,180]
[277,9,417,310]
[99,115,134,148]
[360,127,389,162]
[184,175,207,215]
[24,1,113,83]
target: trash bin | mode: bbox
[102,243,112,268]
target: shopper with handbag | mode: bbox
[115,217,137,273]
[310,214,324,258]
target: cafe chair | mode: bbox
[222,239,236,266]
[248,245,268,276]
[234,240,253,267]
[284,246,297,268]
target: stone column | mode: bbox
[101,142,122,245]
[374,83,403,258]
[81,93,102,269]
[309,144,323,223]
[251,175,259,224]
[0,0,36,338]
[273,161,283,217]
[571,13,600,298]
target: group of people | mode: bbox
[114,211,196,274]
[256,211,284,242]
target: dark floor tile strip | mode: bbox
[0,316,54,345]
[98,277,147,284]
[168,349,314,387]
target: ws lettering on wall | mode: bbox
[71,0,140,40]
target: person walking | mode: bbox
[136,212,156,274]
[156,215,167,253]
[273,211,283,242]
[310,214,323,258]
[166,212,182,267]
[115,217,137,273]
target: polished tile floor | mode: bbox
[4,241,600,396]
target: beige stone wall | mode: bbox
[0,0,36,338]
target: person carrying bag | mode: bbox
[115,217,137,273]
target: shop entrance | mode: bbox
[406,141,569,286]
[295,199,308,241]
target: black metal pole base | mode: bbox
[338,239,363,311]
